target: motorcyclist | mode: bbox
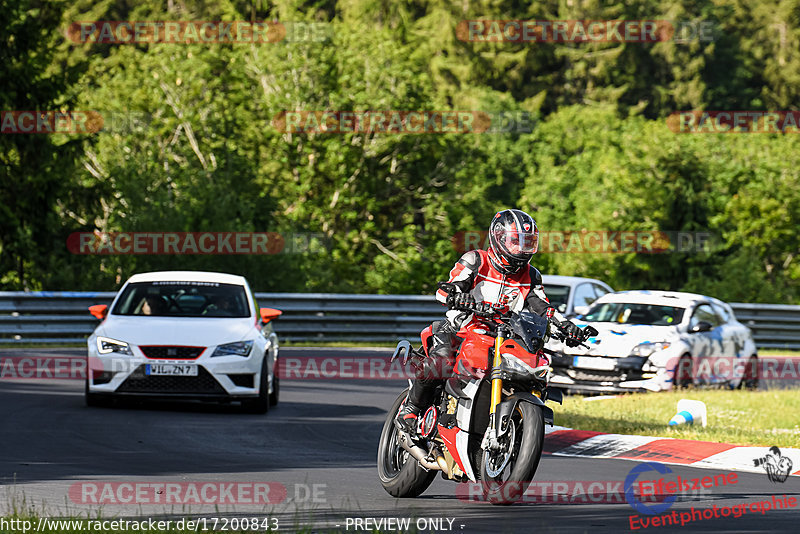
[395,209,588,434]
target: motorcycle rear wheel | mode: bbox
[377,389,437,498]
[479,402,544,504]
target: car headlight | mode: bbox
[96,336,132,355]
[501,353,549,380]
[211,340,254,357]
[629,341,671,358]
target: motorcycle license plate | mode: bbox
[572,356,615,371]
[145,364,198,376]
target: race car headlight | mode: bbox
[211,340,254,357]
[96,336,132,355]
[501,353,549,380]
[629,341,671,358]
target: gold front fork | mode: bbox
[489,333,504,415]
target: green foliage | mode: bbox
[1,0,798,303]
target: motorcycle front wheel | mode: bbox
[376,389,437,498]
[479,402,544,504]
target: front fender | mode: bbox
[494,392,554,438]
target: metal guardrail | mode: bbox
[0,291,798,349]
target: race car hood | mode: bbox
[564,322,681,357]
[97,316,256,347]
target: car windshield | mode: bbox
[112,281,250,317]
[543,284,570,312]
[583,302,685,326]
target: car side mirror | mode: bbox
[690,321,712,333]
[259,307,282,324]
[573,305,589,317]
[88,304,108,320]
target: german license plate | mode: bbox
[145,364,198,376]
[572,356,615,371]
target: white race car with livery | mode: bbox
[85,271,281,412]
[548,290,758,393]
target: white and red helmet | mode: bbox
[487,209,539,274]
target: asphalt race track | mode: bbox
[1,347,798,533]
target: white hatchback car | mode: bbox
[542,275,614,317]
[549,290,758,393]
[85,271,281,412]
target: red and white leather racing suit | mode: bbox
[407,249,568,408]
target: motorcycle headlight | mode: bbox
[629,341,671,358]
[211,340,254,357]
[96,336,132,355]
[501,353,549,380]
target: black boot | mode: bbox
[394,400,423,434]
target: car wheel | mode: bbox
[673,355,693,389]
[242,359,270,414]
[269,373,280,406]
[740,355,759,390]
[85,379,111,408]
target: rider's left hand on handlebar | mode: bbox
[563,321,584,347]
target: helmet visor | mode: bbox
[505,229,538,255]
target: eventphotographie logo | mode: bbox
[754,446,794,483]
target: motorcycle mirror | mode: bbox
[583,326,599,338]
[391,340,413,365]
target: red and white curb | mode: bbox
[544,425,800,477]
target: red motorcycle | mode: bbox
[377,283,595,504]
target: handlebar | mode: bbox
[548,314,599,348]
[438,282,508,319]
[437,281,598,345]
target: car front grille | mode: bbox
[140,345,206,359]
[117,365,226,395]
[565,369,645,383]
[566,369,621,382]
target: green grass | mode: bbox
[556,389,800,448]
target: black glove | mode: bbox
[448,292,476,310]
[563,321,584,347]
